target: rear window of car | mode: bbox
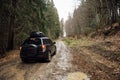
[43,39,52,44]
[23,38,42,45]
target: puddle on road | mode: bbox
[55,41,90,80]
[56,41,72,71]
[28,41,90,80]
[68,72,90,80]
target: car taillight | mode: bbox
[42,45,46,52]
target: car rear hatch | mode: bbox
[21,44,37,57]
[20,38,42,57]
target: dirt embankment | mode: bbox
[63,37,120,80]
[91,22,120,38]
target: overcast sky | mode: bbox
[53,0,80,21]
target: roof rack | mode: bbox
[30,31,46,38]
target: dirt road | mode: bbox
[0,41,89,80]
[1,39,119,80]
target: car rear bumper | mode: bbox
[20,52,48,61]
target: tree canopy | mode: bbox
[65,0,120,36]
[0,0,60,57]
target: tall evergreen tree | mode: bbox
[65,0,120,36]
[0,0,60,57]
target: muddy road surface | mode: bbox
[1,39,120,80]
[0,41,89,80]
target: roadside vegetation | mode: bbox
[0,50,19,64]
[63,36,120,61]
[62,37,120,80]
[62,37,94,47]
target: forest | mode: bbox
[65,0,120,37]
[0,0,60,57]
[0,0,120,57]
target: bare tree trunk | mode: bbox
[0,6,9,57]
[7,17,14,51]
[0,30,6,57]
[7,0,17,51]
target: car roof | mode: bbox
[40,37,49,39]
[31,31,43,34]
[29,37,50,39]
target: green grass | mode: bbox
[62,37,94,47]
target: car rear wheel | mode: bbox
[46,52,51,62]
[53,50,56,55]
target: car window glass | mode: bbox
[43,39,47,44]
[49,39,52,44]
[48,39,52,44]
[47,39,50,44]
[43,39,50,44]
[35,39,42,45]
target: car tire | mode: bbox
[46,52,51,62]
[53,50,56,55]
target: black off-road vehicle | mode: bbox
[20,32,56,62]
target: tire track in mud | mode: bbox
[29,41,73,80]
[0,41,73,80]
[0,58,44,80]
[0,41,89,80]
